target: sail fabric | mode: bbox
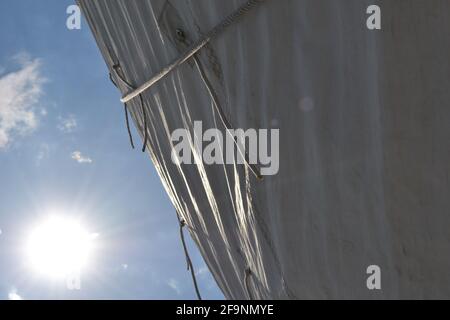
[78,0,450,299]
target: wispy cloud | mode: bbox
[167,278,181,295]
[0,53,46,149]
[36,143,50,165]
[58,114,77,133]
[71,151,92,164]
[195,265,208,277]
[8,289,23,300]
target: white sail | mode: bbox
[78,0,450,299]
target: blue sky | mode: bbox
[0,0,223,300]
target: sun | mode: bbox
[26,215,95,278]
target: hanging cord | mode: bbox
[110,71,135,149]
[109,72,118,87]
[110,62,149,152]
[124,103,135,149]
[179,218,202,300]
[139,94,148,152]
[244,267,254,300]
[121,0,268,103]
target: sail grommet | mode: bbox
[175,28,186,43]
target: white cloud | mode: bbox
[36,143,50,165]
[195,265,208,277]
[58,114,77,133]
[168,278,181,295]
[121,264,128,271]
[8,289,23,300]
[0,53,46,149]
[71,151,92,164]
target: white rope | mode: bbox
[120,0,268,103]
